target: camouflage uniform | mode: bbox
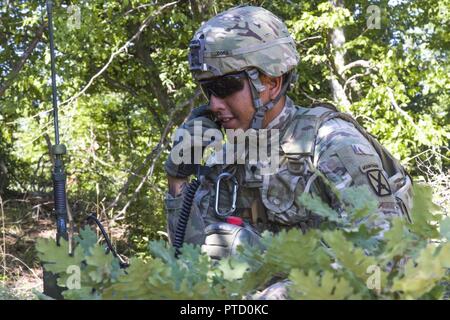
[165,96,413,245]
[164,5,414,299]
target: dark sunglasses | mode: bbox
[199,72,247,99]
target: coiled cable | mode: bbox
[173,178,201,257]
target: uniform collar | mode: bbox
[265,95,297,130]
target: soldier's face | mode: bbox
[208,77,255,130]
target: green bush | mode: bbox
[36,184,450,300]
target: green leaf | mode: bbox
[289,269,360,300]
[263,228,330,272]
[74,226,98,255]
[216,257,249,281]
[322,230,386,294]
[85,245,123,283]
[344,224,380,254]
[36,238,85,275]
[409,184,442,239]
[148,240,177,265]
[102,258,159,299]
[439,217,450,241]
[392,243,450,299]
[380,217,418,263]
[297,193,340,223]
[341,185,378,222]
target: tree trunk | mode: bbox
[328,0,351,109]
[0,157,8,195]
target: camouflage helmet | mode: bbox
[188,5,299,81]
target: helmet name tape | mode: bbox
[203,36,295,58]
[212,50,230,57]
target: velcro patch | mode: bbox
[360,162,381,173]
[366,169,392,196]
[351,143,374,156]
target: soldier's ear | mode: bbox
[260,74,283,100]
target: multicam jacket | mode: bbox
[164,96,413,246]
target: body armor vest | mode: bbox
[194,103,414,235]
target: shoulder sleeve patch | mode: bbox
[334,144,393,198]
[366,169,392,196]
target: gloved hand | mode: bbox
[249,280,291,300]
[201,222,263,260]
[164,105,221,178]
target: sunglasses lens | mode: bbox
[200,74,245,99]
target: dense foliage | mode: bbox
[36,184,449,299]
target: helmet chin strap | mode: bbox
[245,69,296,130]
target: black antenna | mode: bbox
[46,0,68,245]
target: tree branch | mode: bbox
[340,59,372,76]
[0,22,46,97]
[296,35,322,48]
[386,87,420,131]
[343,70,371,98]
[106,89,201,213]
[299,88,320,103]
[58,0,180,109]
[134,38,172,111]
[101,72,165,133]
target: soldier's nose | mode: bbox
[209,95,227,114]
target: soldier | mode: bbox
[164,5,413,298]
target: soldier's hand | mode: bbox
[249,280,291,300]
[201,222,263,260]
[164,105,221,178]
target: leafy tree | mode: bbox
[1,0,448,253]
